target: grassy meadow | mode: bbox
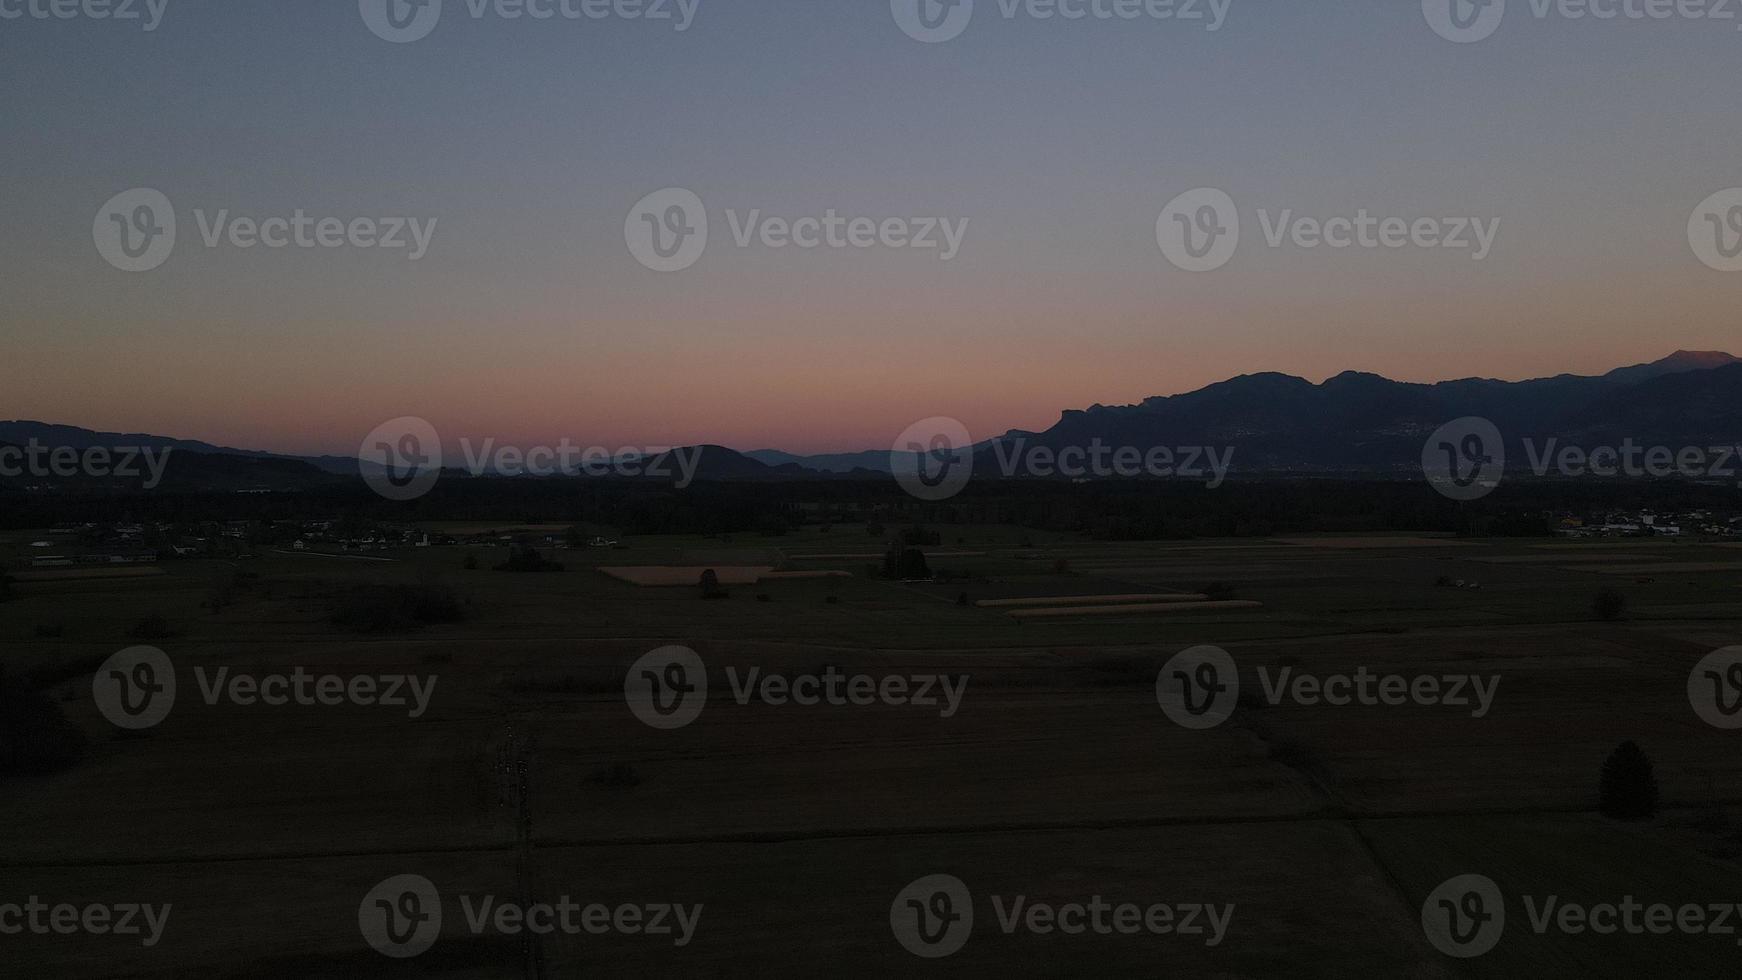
[2,524,1740,975]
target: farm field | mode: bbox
[2,526,1740,975]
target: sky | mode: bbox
[3,0,1740,456]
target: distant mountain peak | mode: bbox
[1603,349,1739,386]
[1664,349,1737,365]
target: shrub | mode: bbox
[902,526,942,547]
[1599,740,1659,820]
[1203,581,1238,601]
[26,652,109,690]
[1593,589,1627,622]
[699,568,727,600]
[883,546,930,580]
[585,764,642,789]
[1082,654,1157,686]
[205,568,241,613]
[128,615,174,641]
[495,546,564,573]
[0,668,87,778]
[502,672,620,696]
[331,580,465,633]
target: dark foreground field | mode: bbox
[4,525,1741,976]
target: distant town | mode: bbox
[11,506,1742,571]
[14,521,625,569]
